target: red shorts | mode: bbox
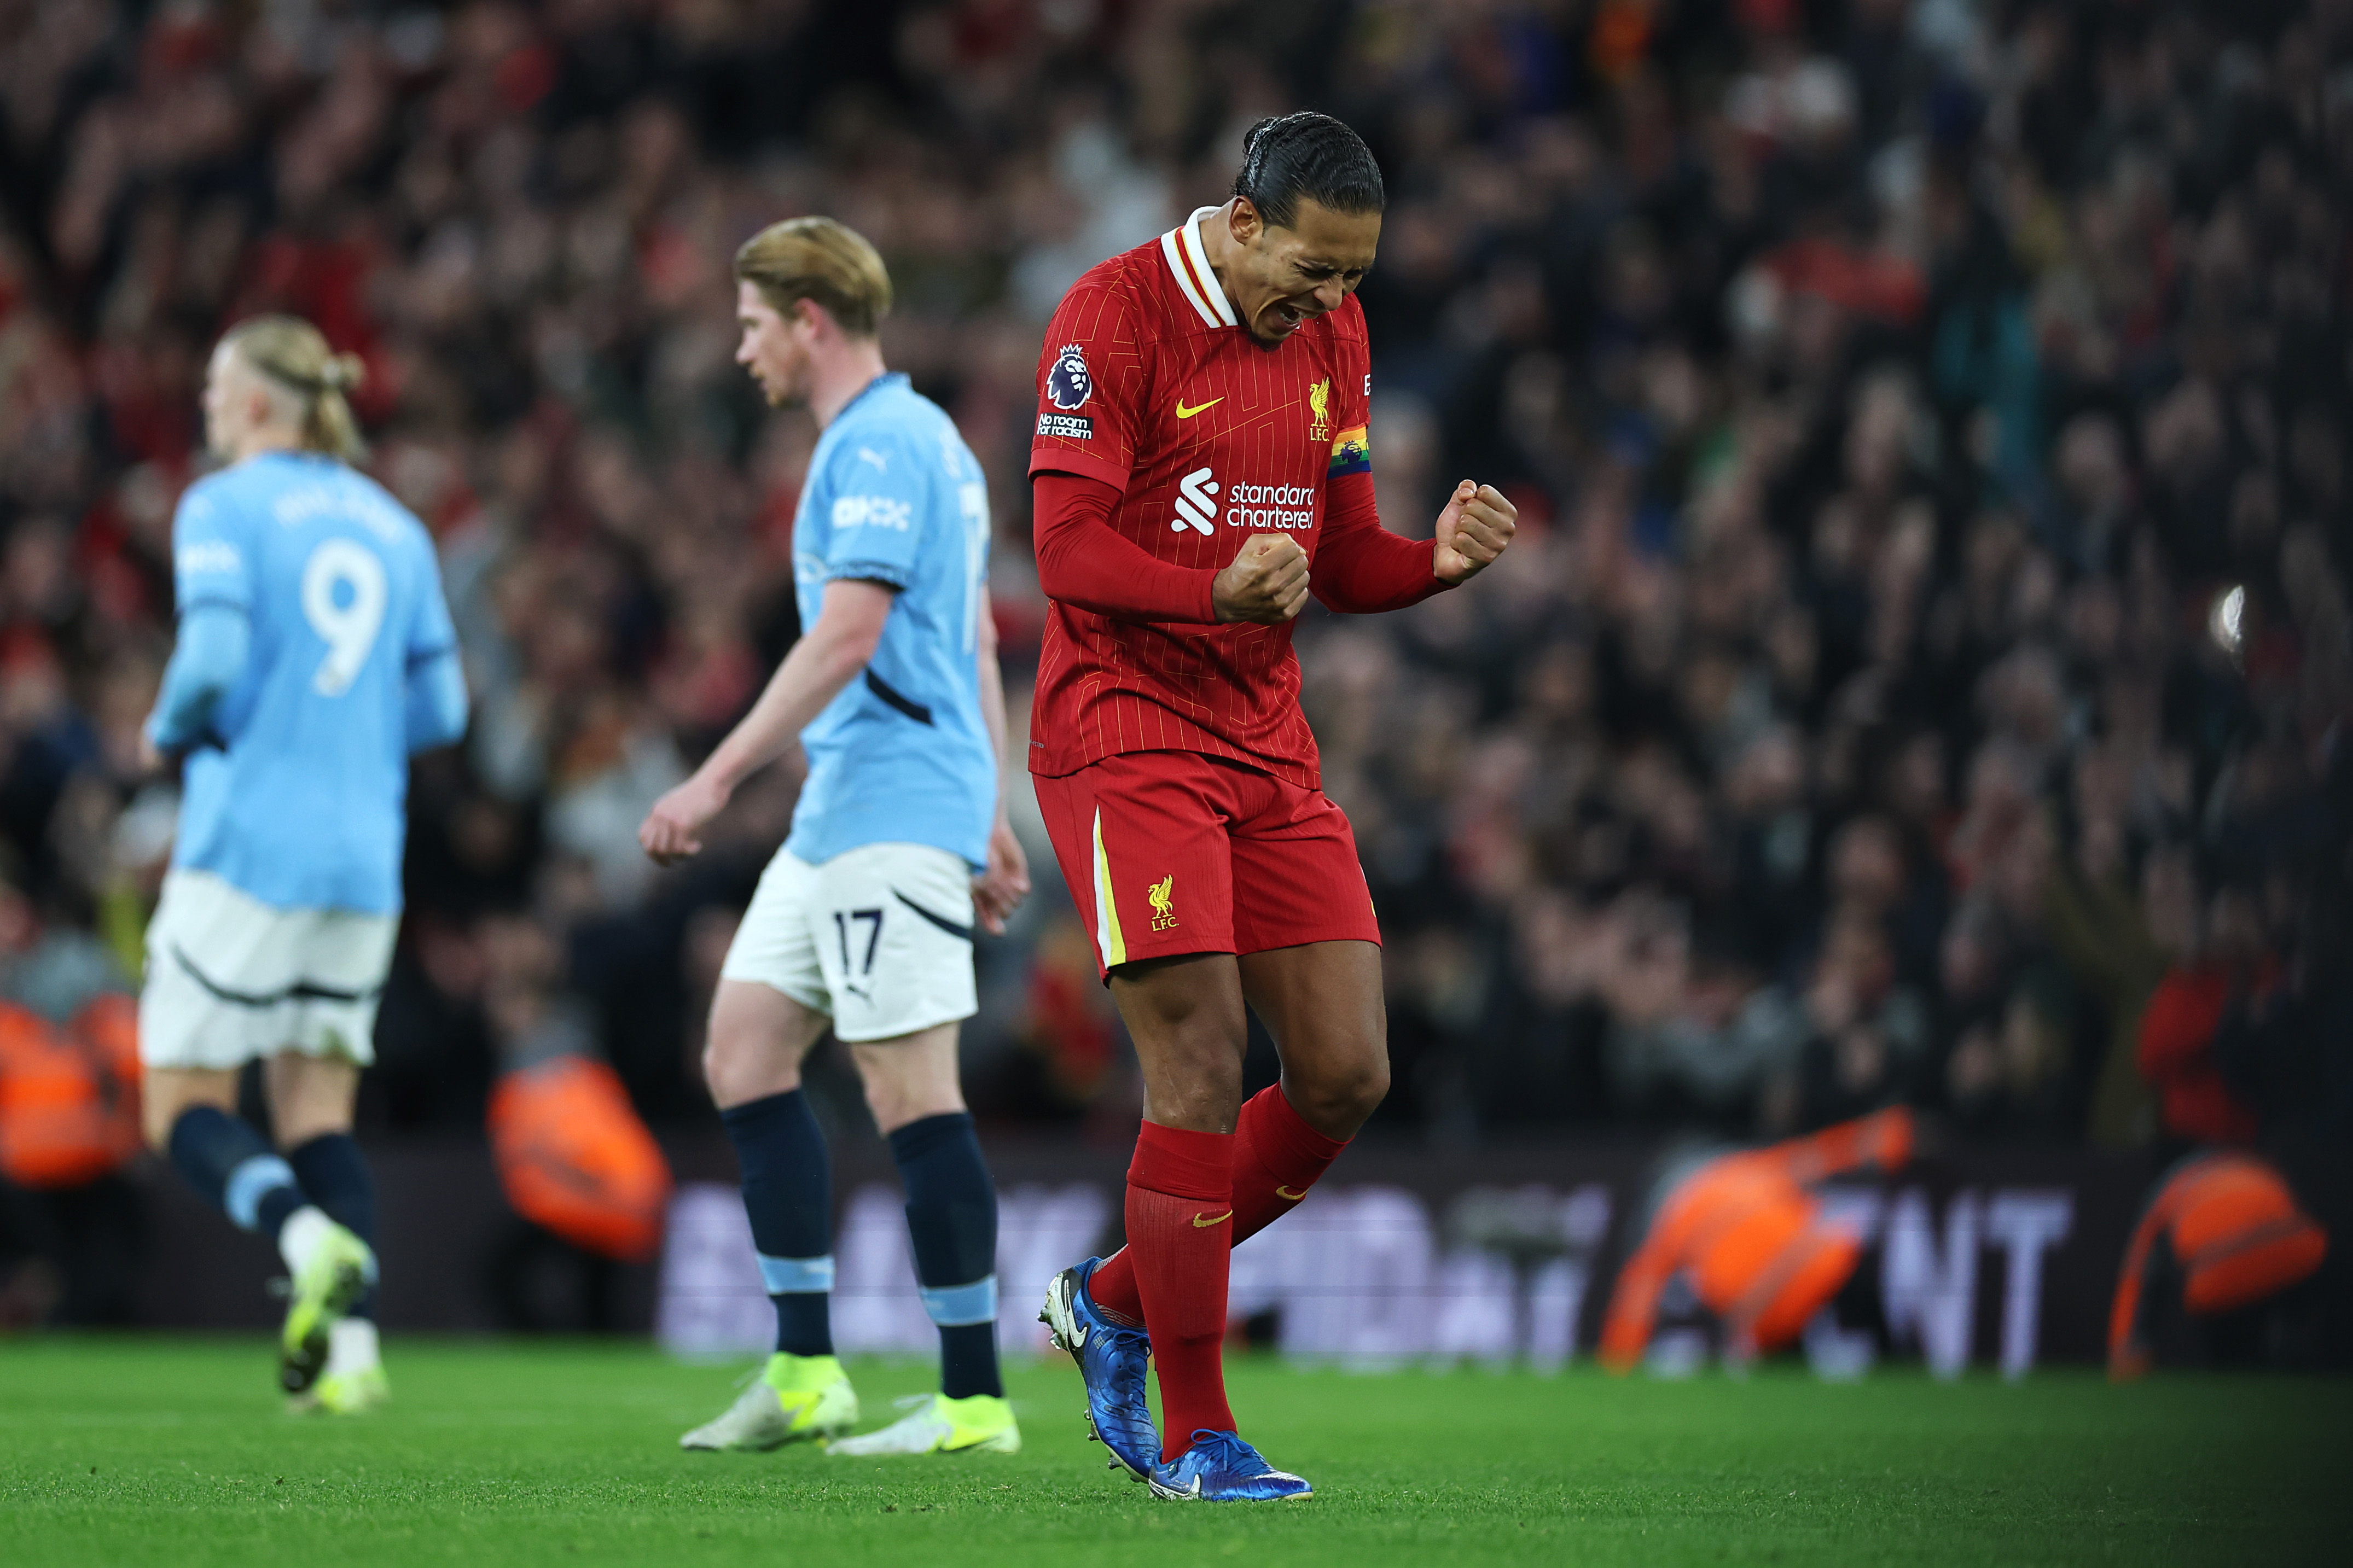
[1033,750,1382,978]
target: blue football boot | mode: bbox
[1147,1430,1312,1502]
[1038,1257,1157,1480]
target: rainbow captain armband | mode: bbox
[1327,425,1369,477]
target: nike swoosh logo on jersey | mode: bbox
[1175,398,1223,419]
[1275,1186,1308,1200]
[1191,1210,1233,1228]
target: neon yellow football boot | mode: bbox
[278,1220,377,1396]
[828,1392,1021,1456]
[678,1353,858,1451]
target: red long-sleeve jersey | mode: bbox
[1026,206,1444,788]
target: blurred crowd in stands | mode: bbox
[0,0,2345,1192]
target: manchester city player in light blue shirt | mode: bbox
[640,218,1030,1459]
[138,315,467,1414]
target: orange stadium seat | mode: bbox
[1601,1109,1910,1370]
[488,1056,673,1264]
[0,999,142,1190]
[2108,1152,2328,1380]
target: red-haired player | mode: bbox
[1029,112,1518,1502]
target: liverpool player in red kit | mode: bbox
[1029,113,1517,1501]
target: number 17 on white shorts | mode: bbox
[717,842,978,1043]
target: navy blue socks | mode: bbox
[720,1092,1001,1394]
[288,1133,377,1319]
[888,1112,1002,1400]
[719,1090,835,1357]
[168,1106,308,1239]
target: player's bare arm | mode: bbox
[970,587,1030,933]
[1432,480,1518,583]
[637,579,893,866]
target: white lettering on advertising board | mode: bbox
[656,1180,2077,1376]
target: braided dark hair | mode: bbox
[1230,112,1385,231]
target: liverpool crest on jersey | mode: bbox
[1306,378,1331,443]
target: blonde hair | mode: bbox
[220,315,368,462]
[734,217,892,338]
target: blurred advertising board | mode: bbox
[123,1136,2155,1374]
[655,1149,2118,1377]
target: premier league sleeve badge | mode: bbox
[1046,344,1094,410]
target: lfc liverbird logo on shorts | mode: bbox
[1306,378,1330,443]
[1147,875,1177,930]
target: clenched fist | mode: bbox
[1213,532,1310,625]
[1432,481,1517,584]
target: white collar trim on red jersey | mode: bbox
[1160,205,1239,330]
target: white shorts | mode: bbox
[719,842,978,1042]
[138,870,398,1071]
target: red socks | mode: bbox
[1125,1121,1235,1458]
[1089,1088,1352,1360]
[1227,1082,1350,1241]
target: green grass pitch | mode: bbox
[0,1340,2339,1566]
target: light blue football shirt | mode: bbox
[786,373,997,870]
[165,451,458,914]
